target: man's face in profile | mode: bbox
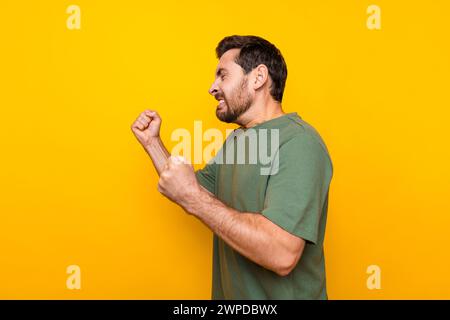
[209,49,254,123]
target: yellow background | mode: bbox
[1,0,449,299]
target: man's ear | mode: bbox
[252,64,269,91]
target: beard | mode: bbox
[216,77,253,123]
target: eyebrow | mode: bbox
[216,67,227,78]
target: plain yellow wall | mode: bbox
[0,0,449,299]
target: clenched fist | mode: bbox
[131,109,162,147]
[158,155,201,213]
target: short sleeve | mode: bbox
[261,133,332,244]
[195,158,218,195]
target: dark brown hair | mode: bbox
[216,35,288,103]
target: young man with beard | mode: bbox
[131,35,333,299]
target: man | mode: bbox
[131,35,333,299]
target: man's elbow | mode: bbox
[274,251,302,277]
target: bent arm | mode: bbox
[183,186,306,276]
[141,133,305,276]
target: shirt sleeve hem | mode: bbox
[260,211,318,245]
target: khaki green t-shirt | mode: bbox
[195,112,333,300]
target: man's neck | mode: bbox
[238,101,285,129]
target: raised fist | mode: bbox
[131,109,162,147]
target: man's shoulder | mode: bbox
[279,116,333,167]
[281,116,327,146]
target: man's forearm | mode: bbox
[143,137,170,175]
[182,186,301,276]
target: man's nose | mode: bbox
[208,81,219,96]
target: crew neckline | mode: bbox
[237,112,300,131]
